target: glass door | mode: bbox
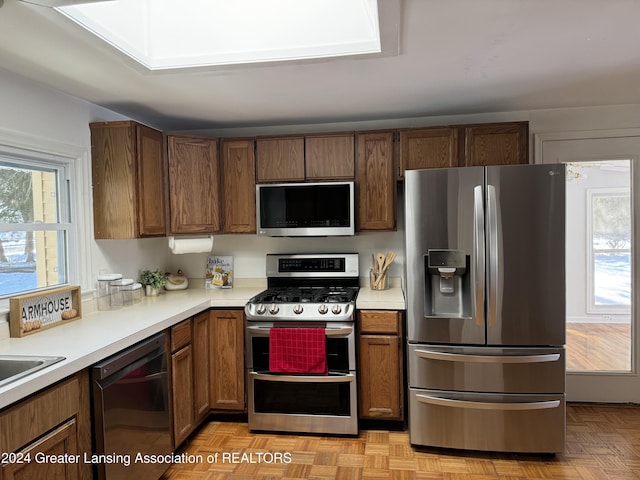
[540,134,640,402]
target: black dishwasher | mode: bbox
[91,332,171,480]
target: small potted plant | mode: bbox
[139,269,167,296]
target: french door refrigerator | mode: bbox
[405,163,566,454]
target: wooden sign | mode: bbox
[9,286,82,338]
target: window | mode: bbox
[588,188,631,313]
[0,153,75,298]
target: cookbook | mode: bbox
[206,256,233,289]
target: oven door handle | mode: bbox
[251,373,355,383]
[246,325,353,337]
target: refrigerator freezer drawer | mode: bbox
[408,344,565,394]
[409,388,565,453]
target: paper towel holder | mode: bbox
[168,235,214,254]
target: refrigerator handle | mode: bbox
[414,349,561,363]
[416,394,560,411]
[486,184,499,328]
[473,185,485,328]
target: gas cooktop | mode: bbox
[245,253,360,322]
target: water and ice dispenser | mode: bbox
[424,249,471,318]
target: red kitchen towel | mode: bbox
[269,327,327,374]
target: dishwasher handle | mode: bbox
[93,332,167,381]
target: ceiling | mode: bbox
[1,0,640,131]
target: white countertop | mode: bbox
[0,280,404,410]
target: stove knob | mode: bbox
[255,304,266,315]
[331,305,342,315]
[269,304,279,315]
[317,304,328,315]
[293,304,304,315]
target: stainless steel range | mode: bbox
[245,253,359,435]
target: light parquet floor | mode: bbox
[161,404,640,480]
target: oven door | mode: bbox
[245,321,358,435]
[247,371,358,435]
[245,322,356,372]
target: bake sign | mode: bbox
[21,292,72,326]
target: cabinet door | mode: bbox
[462,122,529,167]
[221,139,256,233]
[171,345,194,447]
[136,125,167,236]
[192,311,210,422]
[358,310,403,420]
[356,131,396,231]
[209,310,245,410]
[399,127,458,175]
[167,135,221,234]
[305,133,355,180]
[90,122,138,239]
[359,335,402,419]
[255,137,304,182]
[1,419,79,480]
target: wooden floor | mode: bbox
[161,404,640,480]
[566,322,631,371]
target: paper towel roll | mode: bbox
[168,236,214,254]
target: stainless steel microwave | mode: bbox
[256,181,355,237]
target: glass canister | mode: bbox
[108,278,133,309]
[97,273,122,310]
[122,282,142,306]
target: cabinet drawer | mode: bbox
[358,311,400,334]
[171,319,192,352]
[0,375,81,453]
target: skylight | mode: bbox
[56,0,381,70]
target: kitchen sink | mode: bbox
[0,355,65,389]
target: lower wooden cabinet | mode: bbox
[358,310,404,420]
[170,313,210,448]
[209,309,245,410]
[0,371,91,480]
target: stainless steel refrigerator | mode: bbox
[405,163,566,454]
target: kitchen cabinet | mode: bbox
[358,310,404,420]
[209,309,245,411]
[170,319,194,447]
[255,136,305,183]
[192,311,210,422]
[90,121,167,239]
[220,139,256,233]
[356,131,396,231]
[169,313,210,447]
[0,371,92,480]
[399,127,459,176]
[305,133,355,180]
[461,121,529,167]
[167,135,221,234]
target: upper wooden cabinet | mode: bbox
[167,135,221,234]
[220,139,256,233]
[399,127,459,175]
[356,131,396,231]
[461,121,529,167]
[90,121,167,239]
[305,133,355,180]
[256,136,305,182]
